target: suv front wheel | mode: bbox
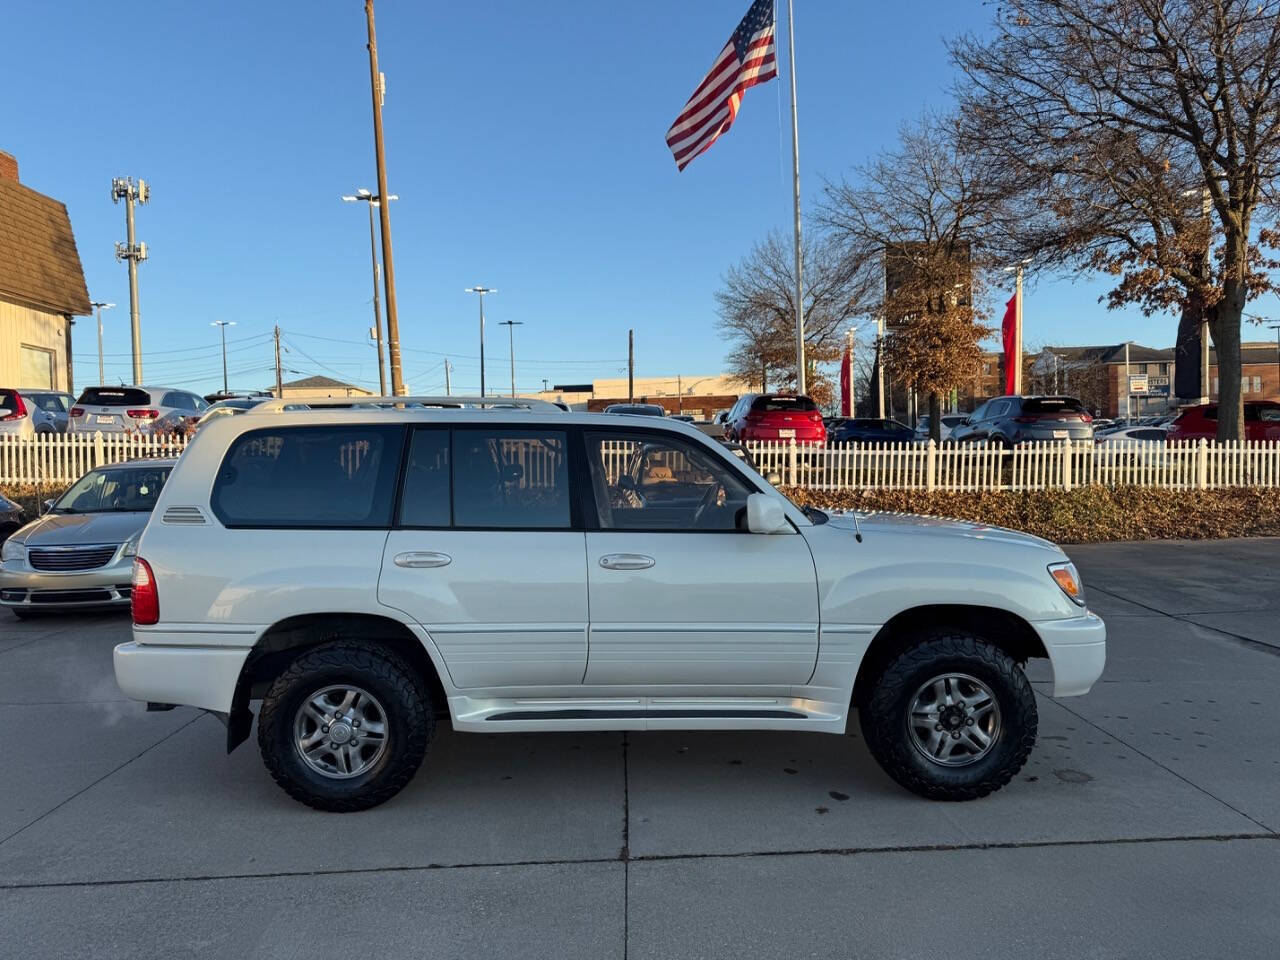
[257,641,434,812]
[859,631,1037,800]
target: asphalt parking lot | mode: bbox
[2,538,1279,960]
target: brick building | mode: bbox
[0,150,90,393]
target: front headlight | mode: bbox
[122,538,139,558]
[1,539,26,563]
[1048,561,1086,607]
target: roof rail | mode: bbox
[247,395,565,414]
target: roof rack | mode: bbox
[247,395,565,414]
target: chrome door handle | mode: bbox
[598,554,655,571]
[393,551,452,568]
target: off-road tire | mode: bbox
[258,641,433,812]
[859,631,1037,801]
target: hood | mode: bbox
[824,510,1061,553]
[13,511,150,547]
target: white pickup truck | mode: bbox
[114,398,1105,811]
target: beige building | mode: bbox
[532,374,751,415]
[277,375,375,400]
[0,151,90,392]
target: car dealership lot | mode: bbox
[2,539,1279,959]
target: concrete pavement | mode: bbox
[1,538,1278,959]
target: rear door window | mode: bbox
[212,425,403,528]
[399,429,451,527]
[451,429,570,529]
[77,387,151,407]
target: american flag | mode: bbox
[666,0,779,171]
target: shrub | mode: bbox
[780,486,1280,544]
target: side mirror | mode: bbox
[41,499,55,515]
[502,463,524,483]
[746,493,790,534]
[765,471,782,486]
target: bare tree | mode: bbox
[952,0,1280,440]
[820,114,998,440]
[715,231,873,408]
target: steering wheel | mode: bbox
[690,482,722,528]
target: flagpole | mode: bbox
[784,0,806,395]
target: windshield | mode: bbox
[76,387,152,407]
[1022,397,1086,414]
[53,464,172,514]
[751,396,817,412]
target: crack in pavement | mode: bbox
[1088,584,1280,659]
[0,713,206,847]
[0,832,1274,892]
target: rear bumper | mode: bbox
[1033,613,1106,697]
[114,640,251,713]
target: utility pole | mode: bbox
[1125,340,1132,422]
[211,321,236,394]
[1270,324,1279,399]
[274,325,284,398]
[465,286,495,396]
[364,0,404,395]
[784,0,806,395]
[875,314,886,419]
[499,319,523,397]
[444,358,452,396]
[1199,190,1212,405]
[628,329,635,403]
[111,177,149,383]
[342,190,397,395]
[90,301,114,386]
[677,374,683,414]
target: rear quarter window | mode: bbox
[212,425,404,528]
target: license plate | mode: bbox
[96,415,114,424]
[1053,429,1068,438]
[778,428,796,438]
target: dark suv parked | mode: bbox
[952,396,1094,447]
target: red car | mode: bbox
[1167,401,1280,441]
[724,393,827,444]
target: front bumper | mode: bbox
[114,641,251,713]
[1033,612,1107,697]
[0,560,134,611]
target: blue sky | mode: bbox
[6,0,1183,397]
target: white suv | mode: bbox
[113,398,1105,811]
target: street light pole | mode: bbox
[210,321,236,394]
[465,287,495,396]
[364,0,404,395]
[90,301,114,386]
[1125,340,1132,422]
[342,190,397,395]
[499,320,524,397]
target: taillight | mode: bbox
[1,394,27,421]
[70,406,84,417]
[131,558,159,625]
[127,408,159,420]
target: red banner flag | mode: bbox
[839,344,852,416]
[1002,293,1018,395]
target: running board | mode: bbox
[448,695,849,734]
[487,708,807,721]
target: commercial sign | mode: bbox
[1128,374,1149,395]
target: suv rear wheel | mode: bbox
[257,641,433,812]
[859,631,1037,800]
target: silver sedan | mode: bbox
[0,459,174,618]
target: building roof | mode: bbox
[0,177,90,316]
[281,375,364,390]
[1041,342,1278,366]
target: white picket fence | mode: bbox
[0,433,190,485]
[745,438,1280,492]
[3,432,1279,492]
